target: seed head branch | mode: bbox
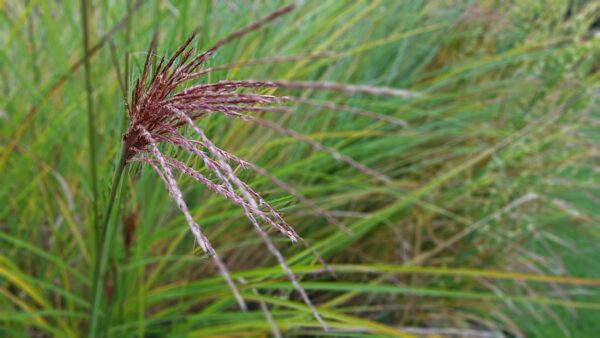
[134,130,246,310]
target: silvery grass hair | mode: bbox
[122,3,417,330]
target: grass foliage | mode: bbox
[1,0,600,337]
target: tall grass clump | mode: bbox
[1,1,600,337]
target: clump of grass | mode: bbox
[3,1,600,337]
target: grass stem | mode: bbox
[88,145,128,337]
[80,0,100,247]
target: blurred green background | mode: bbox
[1,0,599,337]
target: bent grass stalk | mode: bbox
[88,3,419,335]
